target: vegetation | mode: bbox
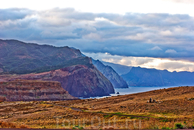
[0,39,95,74]
[175,123,184,129]
[161,126,172,129]
[0,86,194,129]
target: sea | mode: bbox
[79,86,176,99]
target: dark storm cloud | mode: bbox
[1,8,194,61]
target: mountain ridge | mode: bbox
[122,66,194,87]
[0,39,115,98]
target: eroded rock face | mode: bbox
[0,80,77,101]
[92,60,128,88]
[3,65,115,98]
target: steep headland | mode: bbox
[93,59,128,88]
[0,39,115,98]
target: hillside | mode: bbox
[93,59,128,88]
[0,86,194,129]
[0,39,82,74]
[1,63,115,98]
[0,39,115,98]
[0,80,77,101]
[122,67,194,87]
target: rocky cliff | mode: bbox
[0,80,77,101]
[3,63,115,98]
[0,39,115,98]
[102,61,132,75]
[92,60,128,88]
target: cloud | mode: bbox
[0,8,33,21]
[83,33,101,41]
[166,0,194,4]
[165,49,177,54]
[160,30,173,36]
[151,46,162,51]
[1,8,194,63]
[84,52,194,72]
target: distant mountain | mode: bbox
[92,60,128,88]
[0,39,114,98]
[122,67,194,87]
[102,61,132,75]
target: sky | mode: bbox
[1,0,194,72]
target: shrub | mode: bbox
[161,119,169,122]
[103,114,113,118]
[175,123,184,129]
[72,125,84,129]
[162,126,171,129]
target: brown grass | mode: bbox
[0,86,194,129]
[0,120,29,128]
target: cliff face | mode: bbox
[4,64,115,98]
[92,60,128,88]
[0,39,115,98]
[0,80,77,101]
[102,61,132,75]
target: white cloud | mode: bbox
[1,0,194,16]
[160,30,173,36]
[150,46,162,50]
[84,52,194,72]
[166,0,194,4]
[165,49,177,54]
[83,33,101,41]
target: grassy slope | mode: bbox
[0,39,85,74]
[0,86,194,129]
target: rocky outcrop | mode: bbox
[3,64,115,98]
[0,96,6,102]
[0,80,77,101]
[92,60,128,88]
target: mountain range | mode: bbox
[1,39,194,100]
[121,67,194,87]
[103,61,194,87]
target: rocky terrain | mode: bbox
[0,79,77,101]
[93,59,128,88]
[1,62,115,98]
